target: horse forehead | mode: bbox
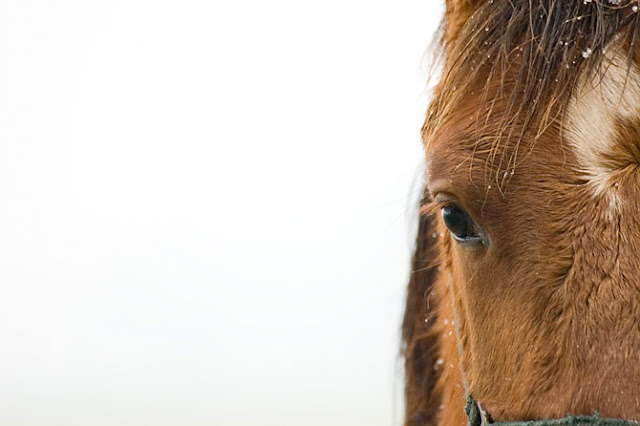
[564,49,640,197]
[424,97,492,182]
[426,52,640,190]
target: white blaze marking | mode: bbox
[565,48,640,202]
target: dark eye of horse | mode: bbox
[441,205,483,246]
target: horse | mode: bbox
[401,1,640,425]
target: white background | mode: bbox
[0,1,443,425]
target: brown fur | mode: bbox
[403,1,640,424]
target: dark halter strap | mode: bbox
[465,395,640,426]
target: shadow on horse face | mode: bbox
[403,1,640,425]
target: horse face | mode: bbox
[405,1,640,424]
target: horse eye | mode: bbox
[441,205,483,246]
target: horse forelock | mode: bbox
[424,0,640,189]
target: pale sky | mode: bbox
[0,1,443,424]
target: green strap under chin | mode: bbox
[465,395,640,426]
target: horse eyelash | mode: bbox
[419,199,443,217]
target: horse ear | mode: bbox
[445,0,483,42]
[402,192,442,425]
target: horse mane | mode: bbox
[402,191,441,426]
[403,1,640,424]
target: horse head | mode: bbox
[403,1,640,424]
